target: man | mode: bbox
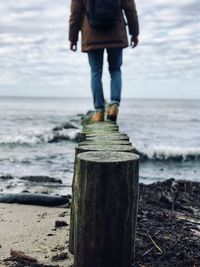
[69,0,139,122]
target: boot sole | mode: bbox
[107,115,117,122]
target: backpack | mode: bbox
[87,0,121,29]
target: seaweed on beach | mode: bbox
[135,179,200,267]
[3,249,60,267]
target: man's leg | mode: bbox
[88,49,105,111]
[106,48,123,121]
[107,48,123,107]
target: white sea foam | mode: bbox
[144,145,200,160]
[0,128,79,145]
[0,134,42,145]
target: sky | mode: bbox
[0,0,199,99]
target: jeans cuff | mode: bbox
[95,108,104,112]
[109,101,120,107]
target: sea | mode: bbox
[0,97,199,196]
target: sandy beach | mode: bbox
[0,179,200,267]
[0,204,72,267]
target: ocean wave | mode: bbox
[0,128,80,145]
[137,145,200,161]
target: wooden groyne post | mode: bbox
[69,120,140,267]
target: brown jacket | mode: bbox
[69,0,139,52]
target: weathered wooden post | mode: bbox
[83,125,119,134]
[73,151,139,267]
[69,143,135,254]
[69,122,129,255]
[86,133,130,142]
[79,140,132,146]
[75,144,135,154]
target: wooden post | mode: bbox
[84,121,117,128]
[73,151,139,267]
[86,134,129,142]
[75,144,135,154]
[83,125,119,132]
[69,143,135,254]
[86,132,127,137]
[79,140,132,146]
[69,121,125,255]
[83,125,119,134]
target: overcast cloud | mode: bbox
[0,0,199,99]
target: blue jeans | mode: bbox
[88,48,123,111]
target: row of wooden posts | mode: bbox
[69,121,140,267]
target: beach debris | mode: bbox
[7,263,60,267]
[3,249,38,264]
[20,176,62,184]
[37,213,48,219]
[0,174,14,180]
[21,190,30,193]
[10,250,37,261]
[135,179,200,266]
[3,250,60,266]
[137,233,163,254]
[32,264,59,267]
[55,220,68,229]
[47,233,55,237]
[51,252,68,261]
[171,180,180,211]
[58,211,68,218]
[38,191,50,195]
[0,193,70,207]
[148,235,163,254]
[51,245,65,252]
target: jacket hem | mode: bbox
[87,40,123,46]
[82,44,128,53]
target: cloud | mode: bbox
[0,0,199,98]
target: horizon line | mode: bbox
[0,95,200,101]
